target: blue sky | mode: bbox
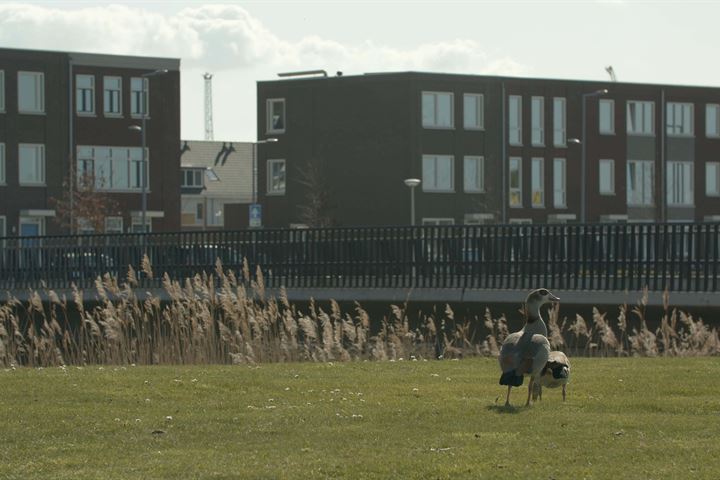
[1,1,718,140]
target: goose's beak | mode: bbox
[549,293,560,303]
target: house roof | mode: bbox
[180,140,254,201]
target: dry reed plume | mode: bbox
[1,261,719,367]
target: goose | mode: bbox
[498,288,559,407]
[531,351,571,402]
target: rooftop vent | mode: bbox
[278,70,328,78]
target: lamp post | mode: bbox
[128,69,168,234]
[580,89,608,223]
[403,178,421,225]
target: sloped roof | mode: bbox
[180,140,253,201]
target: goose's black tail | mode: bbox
[499,370,524,386]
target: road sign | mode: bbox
[249,203,262,228]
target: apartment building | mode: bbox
[0,47,180,236]
[256,71,720,227]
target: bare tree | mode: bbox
[296,157,336,227]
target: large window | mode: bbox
[553,157,566,208]
[531,97,544,146]
[182,168,205,188]
[463,155,484,192]
[508,95,522,145]
[77,146,147,191]
[667,162,693,206]
[627,101,654,135]
[0,70,4,112]
[422,154,454,191]
[105,217,124,234]
[509,156,522,207]
[599,159,615,195]
[463,93,484,130]
[666,102,693,136]
[706,162,720,196]
[130,77,148,116]
[266,98,286,133]
[627,160,654,206]
[267,159,286,195]
[599,99,614,134]
[76,74,95,114]
[19,144,45,185]
[0,143,4,185]
[104,76,122,116]
[531,157,544,207]
[553,97,566,146]
[206,198,225,226]
[422,92,453,128]
[18,71,44,113]
[706,104,720,138]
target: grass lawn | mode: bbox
[1,357,719,479]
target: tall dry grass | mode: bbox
[1,259,719,367]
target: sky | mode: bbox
[1,0,719,141]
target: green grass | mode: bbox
[1,358,719,479]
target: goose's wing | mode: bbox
[529,334,551,377]
[545,350,570,382]
[498,331,524,373]
[547,351,570,369]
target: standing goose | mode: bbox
[532,351,571,402]
[498,288,560,407]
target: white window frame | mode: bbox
[599,159,615,195]
[103,76,122,117]
[130,77,148,117]
[0,143,5,185]
[463,93,484,130]
[266,98,286,133]
[422,218,455,226]
[508,95,522,145]
[422,91,454,129]
[553,97,567,147]
[267,158,286,195]
[706,162,720,196]
[627,100,655,136]
[105,216,124,234]
[76,74,95,115]
[627,159,654,206]
[0,70,5,113]
[18,71,45,114]
[509,156,522,207]
[531,157,544,207]
[18,143,45,186]
[463,155,484,193]
[667,161,694,206]
[666,102,694,137]
[422,154,454,192]
[531,96,544,146]
[705,104,720,138]
[77,145,147,192]
[599,99,614,135]
[130,217,151,233]
[181,168,205,188]
[553,157,566,208]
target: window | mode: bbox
[130,217,151,233]
[627,101,654,135]
[531,97,544,146]
[206,198,225,226]
[627,160,654,206]
[509,156,522,207]
[0,143,4,185]
[463,156,484,192]
[706,104,720,138]
[0,70,4,112]
[553,97,566,146]
[104,76,122,116]
[105,217,123,233]
[19,144,45,185]
[19,216,44,236]
[553,158,566,208]
[599,159,615,195]
[599,99,614,134]
[77,146,147,191]
[666,102,693,136]
[266,98,286,133]
[181,168,205,188]
[463,94,484,129]
[667,162,693,206]
[18,71,44,113]
[531,157,544,207]
[508,95,522,145]
[130,77,148,116]
[267,159,286,194]
[76,74,94,114]
[706,163,720,196]
[77,218,96,235]
[181,198,204,226]
[422,218,454,226]
[422,92,453,128]
[422,154,454,191]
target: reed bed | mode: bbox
[1,257,718,367]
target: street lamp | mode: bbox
[403,178,421,225]
[580,89,608,223]
[128,68,168,234]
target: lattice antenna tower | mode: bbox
[203,72,214,140]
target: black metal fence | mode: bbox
[1,223,719,292]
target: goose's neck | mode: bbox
[525,305,548,337]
